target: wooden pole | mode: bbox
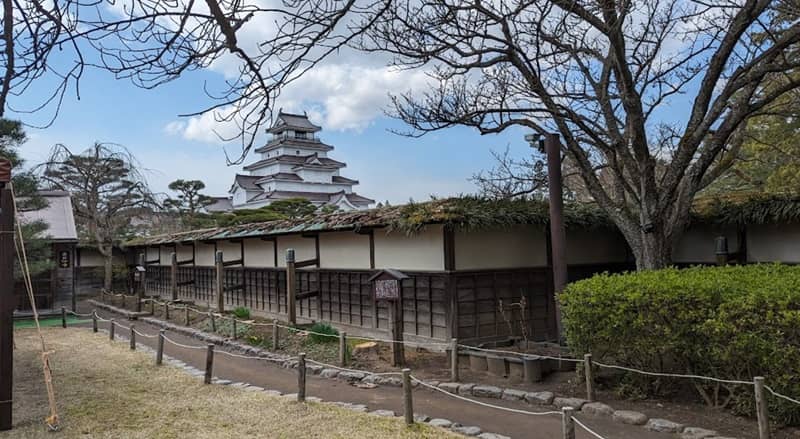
[184,306,190,326]
[164,303,170,320]
[286,249,296,325]
[138,253,146,312]
[543,133,567,340]
[584,354,595,401]
[140,252,148,298]
[215,251,225,313]
[755,376,770,439]
[0,186,14,431]
[92,311,98,333]
[389,300,404,366]
[156,330,165,365]
[297,352,306,402]
[402,368,413,426]
[61,306,67,328]
[272,320,279,350]
[562,407,575,439]
[204,344,214,384]
[232,318,238,340]
[209,312,216,332]
[450,338,459,382]
[109,319,116,341]
[170,252,178,301]
[150,298,155,315]
[339,331,347,367]
[130,325,136,350]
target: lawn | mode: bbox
[4,327,459,439]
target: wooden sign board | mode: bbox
[375,279,400,300]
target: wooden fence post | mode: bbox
[164,302,170,320]
[130,325,136,350]
[204,344,214,384]
[286,249,296,325]
[92,311,98,333]
[562,407,575,439]
[0,183,14,431]
[215,251,225,313]
[150,298,155,315]
[403,368,413,426]
[755,376,770,439]
[139,252,148,298]
[61,307,66,328]
[297,352,306,402]
[450,338,459,382]
[121,294,126,308]
[156,330,165,365]
[209,312,216,332]
[232,318,238,339]
[389,300,404,367]
[109,319,116,341]
[137,253,145,312]
[584,354,595,401]
[170,252,178,301]
[339,331,347,367]
[272,320,279,350]
[184,306,190,326]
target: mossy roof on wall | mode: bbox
[692,191,800,226]
[126,196,612,246]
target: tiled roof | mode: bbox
[231,174,262,191]
[243,154,345,171]
[332,175,359,185]
[254,138,334,154]
[255,173,303,184]
[268,111,322,133]
[18,191,78,242]
[205,197,233,213]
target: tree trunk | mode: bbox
[103,251,113,291]
[635,231,672,270]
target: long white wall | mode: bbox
[747,223,800,263]
[566,229,629,265]
[455,225,548,270]
[319,231,371,269]
[277,234,317,267]
[374,225,444,271]
[672,224,739,264]
[244,239,276,267]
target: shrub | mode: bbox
[307,322,339,344]
[232,307,250,320]
[560,264,800,425]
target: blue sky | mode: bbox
[9,58,530,205]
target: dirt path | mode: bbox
[82,308,674,439]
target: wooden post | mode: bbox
[542,133,567,340]
[140,252,148,298]
[755,376,770,439]
[156,330,165,365]
[184,306,190,326]
[209,312,216,332]
[232,318,238,339]
[339,331,348,367]
[389,300,404,367]
[170,252,178,301]
[297,352,306,402]
[562,407,575,439]
[130,325,136,350]
[272,320,279,350]
[215,251,225,313]
[584,354,595,401]
[402,368,413,426]
[121,294,126,308]
[450,338,459,382]
[138,253,146,312]
[0,186,14,431]
[92,311,98,333]
[164,302,170,320]
[286,249,296,325]
[204,344,214,384]
[61,306,67,328]
[110,319,116,341]
[150,298,155,315]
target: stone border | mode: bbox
[89,300,738,439]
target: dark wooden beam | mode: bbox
[295,290,320,300]
[0,187,13,430]
[222,259,244,267]
[368,230,375,269]
[443,227,456,271]
[295,258,319,269]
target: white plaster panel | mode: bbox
[319,232,371,269]
[277,235,317,267]
[566,229,630,265]
[374,225,444,271]
[747,223,800,263]
[455,225,548,269]
[176,244,193,262]
[672,224,739,264]
[159,246,172,265]
[217,240,243,263]
[195,242,216,266]
[244,238,276,267]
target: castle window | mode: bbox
[296,150,300,155]
[295,131,307,139]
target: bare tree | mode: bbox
[40,143,156,289]
[471,147,548,199]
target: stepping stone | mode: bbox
[478,433,511,439]
[613,410,648,425]
[332,402,368,412]
[306,365,323,374]
[472,385,502,399]
[338,371,367,382]
[457,383,476,396]
[428,418,452,428]
[438,382,460,394]
[645,418,685,433]
[370,409,396,417]
[243,386,264,392]
[263,390,282,396]
[452,426,482,436]
[525,391,554,405]
[681,427,718,439]
[582,402,614,417]
[413,414,431,423]
[319,369,340,379]
[306,396,322,403]
[553,397,588,410]
[501,388,526,401]
[230,382,249,388]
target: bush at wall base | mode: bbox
[560,263,800,425]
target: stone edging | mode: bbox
[88,300,738,439]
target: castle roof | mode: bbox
[267,111,322,134]
[243,154,346,172]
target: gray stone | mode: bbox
[457,383,476,396]
[486,355,507,377]
[478,433,511,439]
[212,379,232,386]
[553,397,588,410]
[413,414,430,423]
[425,380,440,388]
[472,385,502,399]
[706,437,738,439]
[307,365,323,374]
[438,382,460,394]
[230,382,249,388]
[645,418,685,433]
[244,386,264,392]
[331,402,368,413]
[370,409,396,417]
[501,388,527,401]
[581,402,614,417]
[681,427,718,439]
[263,390,282,396]
[306,396,323,403]
[428,418,453,428]
[338,371,367,382]
[319,369,340,379]
[525,391,555,405]
[280,393,299,400]
[452,426,482,436]
[362,374,402,387]
[612,410,649,425]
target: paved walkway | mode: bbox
[82,307,669,439]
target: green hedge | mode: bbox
[560,264,800,425]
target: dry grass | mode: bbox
[4,328,460,439]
